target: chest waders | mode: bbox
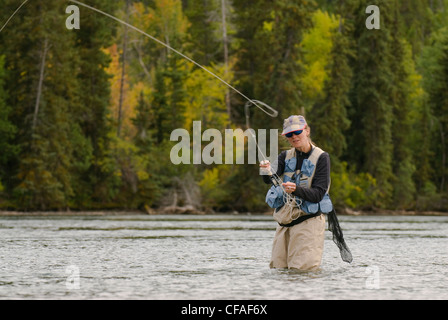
[268,146,352,269]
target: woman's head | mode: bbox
[281,115,312,152]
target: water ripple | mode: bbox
[0,214,447,299]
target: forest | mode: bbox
[1,0,448,213]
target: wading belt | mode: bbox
[278,212,322,228]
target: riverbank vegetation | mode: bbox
[1,0,448,213]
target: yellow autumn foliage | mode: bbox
[301,9,339,102]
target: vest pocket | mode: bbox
[318,194,333,213]
[302,194,333,214]
[301,159,315,177]
[302,201,319,214]
[265,185,284,208]
[285,157,297,173]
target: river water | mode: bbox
[0,214,446,300]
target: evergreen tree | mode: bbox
[309,8,353,159]
[233,0,316,129]
[71,0,120,207]
[389,0,417,209]
[0,55,17,195]
[421,27,448,194]
[1,0,79,209]
[397,0,433,55]
[131,0,189,145]
[130,90,165,207]
[416,43,438,200]
[346,0,395,208]
[152,66,169,144]
[183,0,221,66]
[133,90,154,149]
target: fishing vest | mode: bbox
[281,145,333,214]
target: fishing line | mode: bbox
[0,0,29,33]
[0,0,277,119]
[68,0,280,165]
[66,0,283,170]
[2,0,287,191]
[67,0,278,120]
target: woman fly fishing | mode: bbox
[260,115,352,270]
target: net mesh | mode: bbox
[328,209,353,263]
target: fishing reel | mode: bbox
[260,160,281,187]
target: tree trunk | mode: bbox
[132,40,152,82]
[221,0,231,126]
[440,123,446,192]
[117,0,130,138]
[33,38,49,132]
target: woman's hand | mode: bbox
[259,160,271,174]
[282,181,296,194]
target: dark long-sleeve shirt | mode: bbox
[262,148,330,203]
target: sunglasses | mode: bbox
[285,130,303,138]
